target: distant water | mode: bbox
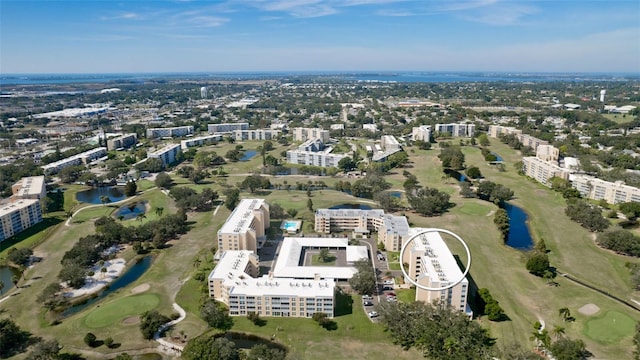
[2,71,638,86]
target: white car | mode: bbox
[383,280,394,285]
[368,311,379,318]
[362,295,373,300]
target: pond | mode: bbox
[491,152,503,162]
[0,266,19,294]
[389,191,402,199]
[504,203,534,250]
[443,169,469,182]
[113,201,147,221]
[329,203,372,210]
[240,150,257,161]
[76,186,126,204]
[63,256,153,316]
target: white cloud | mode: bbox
[188,15,229,27]
[100,12,141,21]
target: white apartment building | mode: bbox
[412,125,432,142]
[403,228,471,315]
[292,127,330,143]
[434,123,476,137]
[180,134,224,150]
[286,150,346,168]
[536,145,560,163]
[208,250,336,318]
[147,144,182,167]
[106,133,137,150]
[522,157,570,186]
[232,129,279,141]
[372,135,403,162]
[11,176,46,203]
[570,175,640,204]
[208,122,249,133]
[487,125,548,151]
[0,199,43,242]
[377,214,410,252]
[488,125,522,138]
[146,126,194,139]
[217,199,270,253]
[42,147,107,175]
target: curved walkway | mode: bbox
[154,303,187,356]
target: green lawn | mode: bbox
[310,254,337,266]
[602,113,634,124]
[83,293,161,329]
[584,310,636,344]
[395,288,417,303]
[0,216,64,257]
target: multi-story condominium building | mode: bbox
[232,129,279,141]
[519,134,549,151]
[297,138,325,152]
[146,126,194,139]
[285,150,346,168]
[536,145,559,162]
[218,199,270,253]
[208,122,249,133]
[292,127,330,143]
[377,214,410,252]
[570,175,640,204]
[412,125,432,142]
[403,228,471,315]
[372,135,403,162]
[0,199,43,242]
[180,134,224,150]
[42,147,107,175]
[314,208,385,234]
[11,176,46,202]
[487,125,548,151]
[522,157,570,186]
[488,125,522,138]
[106,133,137,150]
[434,123,476,137]
[363,124,378,132]
[147,144,181,167]
[208,250,335,318]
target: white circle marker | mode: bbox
[399,228,471,291]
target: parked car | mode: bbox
[363,301,374,306]
[362,295,373,300]
[383,279,394,285]
[383,286,393,291]
[368,311,379,318]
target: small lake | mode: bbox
[240,150,257,161]
[63,256,153,316]
[329,203,372,210]
[491,152,503,162]
[113,201,147,221]
[443,169,469,182]
[504,203,534,250]
[389,191,402,199]
[0,266,19,294]
[76,186,126,204]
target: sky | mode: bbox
[1,0,639,73]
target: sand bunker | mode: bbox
[578,303,600,316]
[122,316,140,325]
[131,283,150,294]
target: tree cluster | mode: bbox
[136,157,165,173]
[7,247,33,266]
[596,229,640,257]
[377,300,495,359]
[438,146,465,170]
[565,199,609,232]
[182,333,287,360]
[170,187,218,211]
[348,259,377,295]
[139,310,171,340]
[477,288,506,321]
[200,298,233,330]
[476,181,514,205]
[240,174,271,193]
[407,187,451,216]
[0,318,36,358]
[526,251,551,277]
[154,172,173,188]
[493,208,510,242]
[350,173,391,199]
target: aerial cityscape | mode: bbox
[1,1,640,360]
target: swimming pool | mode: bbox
[280,220,302,232]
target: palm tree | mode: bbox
[551,325,565,340]
[11,275,19,288]
[193,257,201,269]
[100,196,111,207]
[136,213,147,223]
[559,307,571,322]
[155,207,164,217]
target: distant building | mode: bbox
[487,125,548,151]
[522,157,570,186]
[208,122,249,134]
[147,144,181,167]
[535,145,560,163]
[570,175,640,204]
[372,135,403,162]
[292,127,330,143]
[200,86,207,99]
[208,250,335,318]
[146,126,194,139]
[286,150,346,168]
[0,199,43,243]
[232,129,279,141]
[217,199,270,253]
[180,134,224,150]
[330,124,345,130]
[42,147,107,175]
[363,124,378,132]
[434,123,475,137]
[106,133,137,150]
[412,125,432,142]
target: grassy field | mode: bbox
[83,293,161,329]
[584,310,636,344]
[0,216,64,258]
[310,254,337,266]
[602,113,635,124]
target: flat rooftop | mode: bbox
[408,228,465,284]
[315,208,385,218]
[148,143,181,156]
[0,199,39,218]
[219,198,266,235]
[15,176,45,198]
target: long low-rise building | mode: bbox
[180,134,224,150]
[146,126,194,139]
[106,133,137,150]
[570,174,640,204]
[286,150,347,168]
[208,122,249,133]
[218,199,270,253]
[487,125,548,151]
[42,147,107,175]
[147,144,181,167]
[435,123,475,137]
[0,199,43,242]
[232,129,279,141]
[412,125,432,142]
[12,176,46,202]
[208,250,335,318]
[522,156,570,186]
[292,127,330,143]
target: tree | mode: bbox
[7,247,33,266]
[348,259,377,295]
[104,336,114,348]
[0,318,33,358]
[307,198,313,211]
[247,344,286,360]
[113,353,133,360]
[84,332,97,347]
[620,202,640,221]
[526,252,550,277]
[270,203,285,219]
[549,337,588,360]
[551,325,565,340]
[12,275,19,288]
[140,310,170,340]
[26,339,61,360]
[478,134,490,146]
[312,312,335,329]
[154,172,173,189]
[58,262,87,288]
[201,298,233,330]
[476,181,513,205]
[124,181,137,196]
[477,288,506,321]
[240,174,270,193]
[535,239,549,253]
[318,248,330,263]
[465,166,482,179]
[407,187,451,216]
[337,156,356,172]
[182,335,240,360]
[374,191,399,212]
[286,208,298,218]
[438,146,465,170]
[493,208,510,242]
[155,207,164,217]
[223,187,240,210]
[558,307,572,322]
[100,195,111,207]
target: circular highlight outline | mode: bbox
[399,228,471,291]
